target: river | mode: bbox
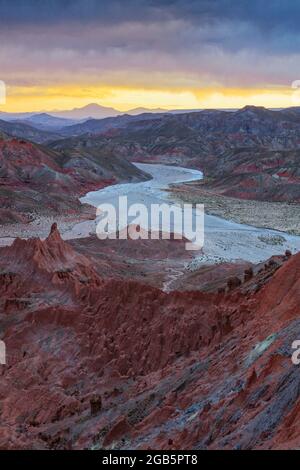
[62,163,300,265]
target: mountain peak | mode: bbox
[3,224,92,275]
[81,103,107,109]
[240,105,267,113]
[50,103,120,120]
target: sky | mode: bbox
[0,0,300,112]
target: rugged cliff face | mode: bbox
[0,136,148,224]
[2,105,300,223]
[0,225,299,449]
[59,106,300,203]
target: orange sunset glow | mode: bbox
[1,85,298,113]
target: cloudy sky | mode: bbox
[1,0,300,111]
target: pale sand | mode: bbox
[62,163,300,265]
[0,213,95,247]
[1,163,300,268]
[169,183,300,236]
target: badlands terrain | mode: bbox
[1,224,300,449]
[1,105,300,449]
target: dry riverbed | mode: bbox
[2,164,300,267]
[0,212,95,246]
[168,181,300,236]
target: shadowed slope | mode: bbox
[0,227,300,449]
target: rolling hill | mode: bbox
[0,133,149,224]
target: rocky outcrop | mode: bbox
[63,106,300,203]
[0,136,149,224]
[0,226,300,449]
[0,118,61,144]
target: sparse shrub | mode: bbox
[227,276,241,291]
[258,234,286,246]
[285,249,292,258]
[90,395,102,416]
[244,267,254,282]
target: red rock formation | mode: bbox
[0,136,148,224]
[0,226,300,450]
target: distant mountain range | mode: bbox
[3,104,300,203]
[0,103,169,126]
[54,105,300,203]
[0,117,62,143]
[0,103,291,131]
[50,103,121,120]
[21,113,77,129]
[1,104,300,206]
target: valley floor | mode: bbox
[169,181,300,236]
[0,212,95,247]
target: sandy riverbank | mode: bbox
[168,181,300,236]
[0,164,200,246]
[2,164,300,267]
[64,163,300,265]
[0,212,95,247]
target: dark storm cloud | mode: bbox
[0,0,159,24]
[1,0,300,53]
[0,0,298,30]
[1,0,299,90]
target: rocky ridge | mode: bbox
[0,226,299,449]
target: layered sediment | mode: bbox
[0,225,299,449]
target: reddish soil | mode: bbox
[70,230,194,288]
[0,136,148,224]
[0,225,299,449]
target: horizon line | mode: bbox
[0,103,298,116]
